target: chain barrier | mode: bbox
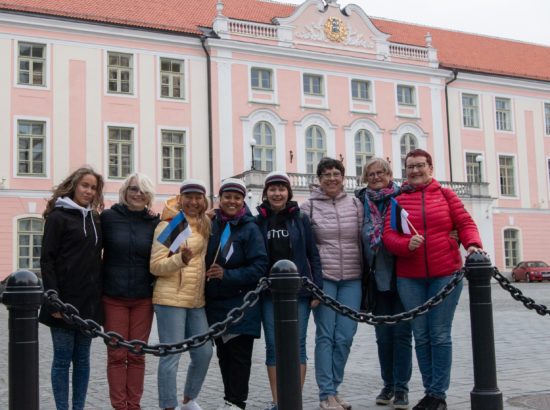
[302,269,465,326]
[492,267,550,316]
[42,277,270,356]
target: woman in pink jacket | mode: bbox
[383,149,483,410]
[301,157,363,410]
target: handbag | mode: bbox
[360,263,376,313]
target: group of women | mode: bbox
[39,147,483,410]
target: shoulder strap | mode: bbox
[309,199,313,220]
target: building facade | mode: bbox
[1,0,549,278]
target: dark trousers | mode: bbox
[215,335,255,409]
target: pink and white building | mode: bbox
[1,0,549,279]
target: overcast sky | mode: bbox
[282,0,550,47]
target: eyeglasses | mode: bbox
[128,186,145,194]
[406,163,426,171]
[367,170,386,179]
[320,172,342,179]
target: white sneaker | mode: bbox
[216,401,241,409]
[179,399,203,410]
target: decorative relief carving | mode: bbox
[295,18,374,49]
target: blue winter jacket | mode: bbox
[255,201,323,298]
[205,206,268,338]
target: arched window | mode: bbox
[305,125,326,174]
[503,228,520,269]
[400,133,418,178]
[252,121,275,172]
[354,129,374,176]
[17,217,43,273]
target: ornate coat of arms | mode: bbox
[323,17,347,42]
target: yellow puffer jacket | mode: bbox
[150,196,207,308]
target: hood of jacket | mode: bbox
[55,197,98,245]
[160,196,181,222]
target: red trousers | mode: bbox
[103,296,154,410]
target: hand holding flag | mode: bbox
[156,210,192,253]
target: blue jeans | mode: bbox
[313,279,361,401]
[374,290,412,392]
[397,275,463,399]
[262,295,311,366]
[154,304,213,408]
[50,327,92,410]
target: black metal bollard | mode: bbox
[269,260,303,410]
[465,253,503,410]
[1,270,43,410]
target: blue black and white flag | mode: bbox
[390,197,412,235]
[157,210,192,253]
[219,223,234,262]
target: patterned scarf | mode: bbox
[220,206,247,222]
[363,181,400,250]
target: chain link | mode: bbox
[302,269,465,325]
[43,277,270,356]
[492,267,550,316]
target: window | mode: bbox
[18,42,46,86]
[17,218,43,273]
[351,80,370,101]
[466,153,482,183]
[462,94,479,128]
[251,68,272,90]
[252,121,275,171]
[160,58,184,99]
[397,85,415,105]
[161,130,185,181]
[495,97,511,131]
[107,52,133,94]
[108,127,133,179]
[400,133,418,178]
[503,228,520,269]
[305,125,326,173]
[17,120,46,176]
[354,129,374,176]
[303,74,323,96]
[545,103,550,135]
[499,155,516,196]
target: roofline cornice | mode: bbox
[448,69,550,93]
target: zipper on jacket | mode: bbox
[333,198,344,280]
[422,190,430,278]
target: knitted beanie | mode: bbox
[180,179,207,195]
[264,171,290,187]
[219,178,246,196]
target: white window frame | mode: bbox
[303,73,324,96]
[12,115,50,179]
[16,216,43,273]
[158,57,186,101]
[104,122,138,181]
[345,118,384,177]
[351,79,371,101]
[464,151,484,183]
[295,113,336,174]
[461,93,480,128]
[544,102,550,136]
[252,121,276,172]
[495,97,513,132]
[104,50,137,98]
[251,67,273,91]
[397,84,416,106]
[390,123,427,179]
[502,227,522,269]
[12,214,43,273]
[14,39,50,90]
[497,153,518,199]
[159,128,188,182]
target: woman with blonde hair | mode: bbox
[150,179,213,410]
[101,172,160,410]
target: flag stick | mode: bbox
[212,242,221,265]
[406,217,419,236]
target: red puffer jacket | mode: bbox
[383,179,482,279]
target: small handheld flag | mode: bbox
[157,210,192,253]
[219,223,234,263]
[390,197,417,235]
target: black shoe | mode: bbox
[412,395,434,410]
[393,391,409,409]
[428,397,447,410]
[375,387,394,405]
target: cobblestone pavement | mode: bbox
[1,281,550,409]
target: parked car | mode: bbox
[511,261,550,282]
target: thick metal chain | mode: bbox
[492,267,550,316]
[43,277,270,355]
[302,269,464,325]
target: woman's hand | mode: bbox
[205,208,216,220]
[180,247,193,264]
[408,234,424,251]
[52,312,62,319]
[206,263,224,280]
[467,246,485,255]
[310,299,320,308]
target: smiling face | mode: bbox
[125,178,147,211]
[180,192,206,218]
[319,167,344,198]
[406,155,433,187]
[72,174,98,207]
[266,183,289,212]
[219,191,245,217]
[366,163,392,191]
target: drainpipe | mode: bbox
[200,35,215,202]
[445,69,458,182]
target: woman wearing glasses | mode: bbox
[383,149,483,410]
[101,172,160,410]
[301,157,363,410]
[355,158,412,409]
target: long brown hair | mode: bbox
[43,166,105,219]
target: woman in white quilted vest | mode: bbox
[301,157,364,410]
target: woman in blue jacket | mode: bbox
[205,178,268,410]
[255,171,323,410]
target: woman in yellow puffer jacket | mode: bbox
[150,179,212,410]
